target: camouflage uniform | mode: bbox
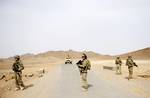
[126,56,137,79]
[77,59,91,89]
[12,56,25,90]
[115,57,122,74]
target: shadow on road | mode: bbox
[88,84,93,88]
[25,84,34,90]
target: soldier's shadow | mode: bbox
[25,84,34,90]
[88,84,93,88]
[125,77,135,80]
[125,77,129,80]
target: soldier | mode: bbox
[115,57,122,74]
[76,53,91,89]
[126,56,138,80]
[12,55,26,90]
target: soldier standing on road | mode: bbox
[12,55,26,90]
[115,57,122,74]
[76,53,91,89]
[126,56,138,80]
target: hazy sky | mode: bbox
[0,0,150,57]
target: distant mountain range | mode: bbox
[3,47,150,59]
[0,47,149,69]
[14,47,150,60]
[1,47,150,61]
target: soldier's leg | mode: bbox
[129,67,133,79]
[116,64,119,74]
[18,72,25,88]
[129,69,131,78]
[116,65,118,73]
[80,73,84,87]
[81,73,85,87]
[14,72,20,90]
[130,67,133,78]
[82,73,88,88]
[79,70,82,75]
[119,65,122,74]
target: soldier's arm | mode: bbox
[133,62,138,67]
[78,64,86,68]
[12,63,15,71]
[18,61,24,71]
[76,60,82,65]
[115,60,117,64]
[86,60,91,70]
[125,59,128,66]
[120,60,122,64]
[76,60,85,68]
[88,60,91,66]
[130,60,135,65]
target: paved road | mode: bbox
[5,64,150,98]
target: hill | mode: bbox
[118,47,150,59]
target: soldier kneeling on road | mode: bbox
[126,56,138,80]
[76,53,91,89]
[12,55,26,90]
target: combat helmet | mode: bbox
[14,55,20,60]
